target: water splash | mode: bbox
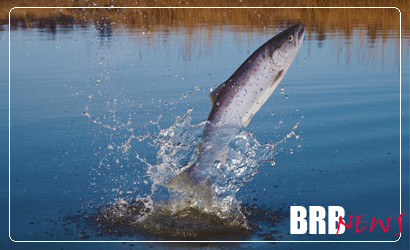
[88,107,300,238]
[141,109,279,203]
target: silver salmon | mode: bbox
[166,24,305,204]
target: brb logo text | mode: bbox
[290,206,405,235]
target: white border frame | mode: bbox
[8,6,402,243]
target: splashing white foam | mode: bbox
[85,105,301,230]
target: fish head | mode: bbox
[268,24,305,68]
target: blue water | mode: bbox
[1,13,410,250]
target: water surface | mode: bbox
[2,7,409,249]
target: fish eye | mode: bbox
[288,35,294,42]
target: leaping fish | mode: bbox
[166,24,305,204]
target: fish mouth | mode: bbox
[298,27,305,41]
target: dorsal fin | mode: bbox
[209,82,226,106]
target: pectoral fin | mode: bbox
[271,70,284,87]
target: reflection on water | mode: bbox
[6,6,406,64]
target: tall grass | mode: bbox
[2,0,406,39]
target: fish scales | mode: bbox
[166,24,305,205]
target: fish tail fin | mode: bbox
[165,168,212,205]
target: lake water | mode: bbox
[1,7,409,250]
